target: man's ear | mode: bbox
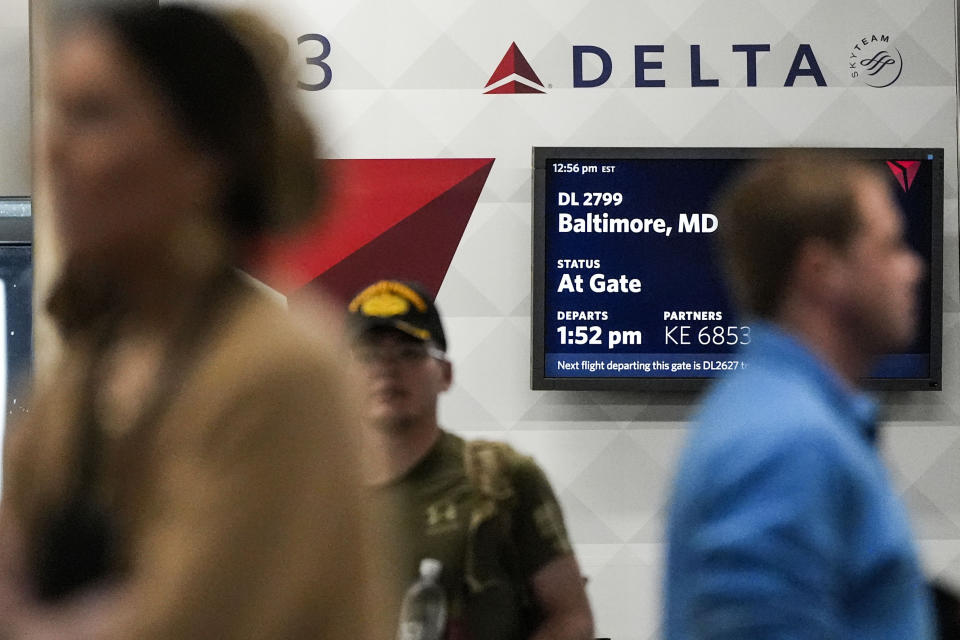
[439,359,453,392]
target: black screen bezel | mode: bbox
[531,147,944,391]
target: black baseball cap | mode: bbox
[347,280,447,352]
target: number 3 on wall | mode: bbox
[297,34,331,91]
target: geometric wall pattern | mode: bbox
[215,0,959,637]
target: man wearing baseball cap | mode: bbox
[348,280,593,640]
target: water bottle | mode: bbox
[396,558,447,640]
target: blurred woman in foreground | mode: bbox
[0,4,377,638]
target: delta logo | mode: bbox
[484,42,546,94]
[483,41,829,91]
[887,160,921,192]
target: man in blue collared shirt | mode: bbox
[664,152,934,639]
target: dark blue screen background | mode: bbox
[541,156,935,380]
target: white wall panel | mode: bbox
[202,1,959,637]
[0,0,29,196]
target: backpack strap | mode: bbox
[464,440,517,501]
[462,439,543,635]
[463,440,521,594]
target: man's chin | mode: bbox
[370,413,415,434]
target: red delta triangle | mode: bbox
[249,158,494,297]
[303,162,493,301]
[485,42,544,88]
[486,80,543,94]
[886,160,922,191]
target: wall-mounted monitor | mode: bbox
[531,147,943,391]
[0,207,32,442]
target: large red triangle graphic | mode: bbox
[249,158,494,297]
[298,163,492,301]
[886,160,921,191]
[485,42,544,88]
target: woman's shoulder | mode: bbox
[164,278,363,452]
[212,276,351,375]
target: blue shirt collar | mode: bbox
[744,321,879,443]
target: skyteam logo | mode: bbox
[849,34,903,88]
[484,43,546,94]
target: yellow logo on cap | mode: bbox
[349,281,428,315]
[360,292,409,317]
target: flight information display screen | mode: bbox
[531,147,943,391]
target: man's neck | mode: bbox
[776,301,872,387]
[364,420,442,486]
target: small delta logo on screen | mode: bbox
[886,160,921,191]
[484,43,546,94]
